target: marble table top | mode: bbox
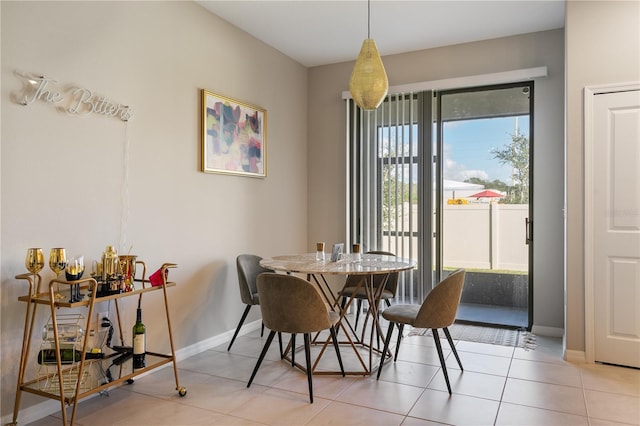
[260,252,416,276]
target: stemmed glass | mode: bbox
[65,256,85,302]
[25,248,44,295]
[49,248,67,300]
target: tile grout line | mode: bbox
[492,340,516,425]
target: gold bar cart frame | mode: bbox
[11,262,185,426]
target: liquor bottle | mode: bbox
[132,307,146,368]
[37,348,102,364]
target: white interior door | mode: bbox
[589,87,640,368]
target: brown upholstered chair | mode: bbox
[338,251,399,329]
[228,254,273,351]
[247,273,344,403]
[377,269,466,395]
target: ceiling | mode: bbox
[196,1,566,68]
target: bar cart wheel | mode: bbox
[126,378,135,384]
[178,387,187,397]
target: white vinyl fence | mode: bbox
[443,203,528,271]
[383,203,528,272]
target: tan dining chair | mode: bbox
[228,254,273,351]
[338,251,399,329]
[247,272,344,403]
[377,268,466,395]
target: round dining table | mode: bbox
[260,252,416,376]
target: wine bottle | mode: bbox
[42,323,84,342]
[37,348,103,364]
[132,307,146,369]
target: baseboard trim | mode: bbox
[565,349,587,364]
[2,399,63,426]
[3,320,262,426]
[531,325,564,337]
[174,319,262,360]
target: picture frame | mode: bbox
[201,89,267,177]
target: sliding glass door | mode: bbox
[436,83,533,329]
[347,81,533,329]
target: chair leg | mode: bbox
[394,323,405,361]
[261,321,265,337]
[443,327,463,370]
[291,333,296,367]
[432,328,453,395]
[355,299,362,329]
[278,332,284,359]
[377,322,395,379]
[330,326,345,377]
[247,330,276,388]
[228,304,252,351]
[303,333,314,403]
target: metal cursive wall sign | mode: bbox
[13,71,133,122]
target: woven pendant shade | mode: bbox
[349,38,388,110]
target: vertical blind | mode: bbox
[346,92,433,304]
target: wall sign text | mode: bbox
[14,71,133,122]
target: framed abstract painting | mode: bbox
[201,89,267,177]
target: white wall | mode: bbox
[308,29,566,334]
[1,1,308,419]
[565,1,640,355]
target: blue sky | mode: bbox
[378,116,529,185]
[442,116,529,185]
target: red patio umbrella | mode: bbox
[470,189,504,198]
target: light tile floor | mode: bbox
[25,322,640,426]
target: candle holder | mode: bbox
[315,242,325,261]
[352,243,361,262]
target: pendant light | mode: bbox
[349,0,388,110]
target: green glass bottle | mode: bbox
[37,348,81,364]
[37,348,102,364]
[132,307,146,368]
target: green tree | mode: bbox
[381,161,415,231]
[490,130,529,204]
[381,162,396,230]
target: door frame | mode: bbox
[583,81,640,364]
[435,81,534,329]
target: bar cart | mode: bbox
[11,262,186,426]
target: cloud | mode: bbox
[457,169,490,181]
[444,153,490,182]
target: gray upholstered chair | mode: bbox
[338,251,399,329]
[377,268,466,395]
[247,272,344,403]
[228,254,273,351]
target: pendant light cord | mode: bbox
[367,0,371,38]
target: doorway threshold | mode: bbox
[457,302,528,329]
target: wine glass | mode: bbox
[65,256,85,302]
[49,248,67,300]
[25,248,44,295]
